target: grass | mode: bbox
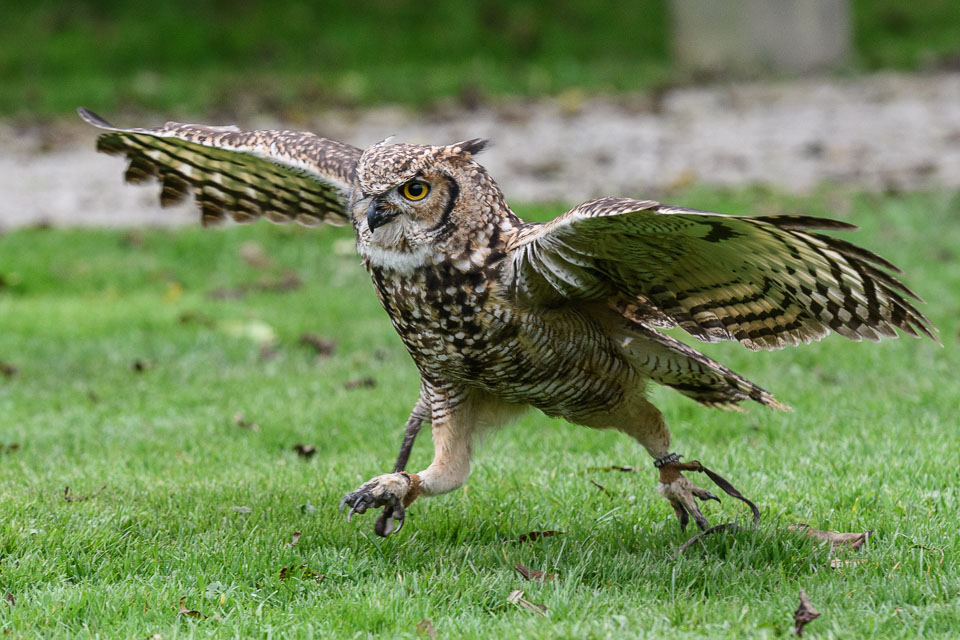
[1,189,959,637]
[4,1,960,118]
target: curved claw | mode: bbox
[374,501,405,537]
[659,473,721,532]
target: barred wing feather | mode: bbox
[78,107,360,227]
[506,197,937,351]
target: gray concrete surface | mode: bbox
[2,72,959,229]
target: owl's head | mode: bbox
[353,138,503,265]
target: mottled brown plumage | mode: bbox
[80,108,937,537]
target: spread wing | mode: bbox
[78,107,360,227]
[505,197,937,350]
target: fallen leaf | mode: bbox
[790,524,872,550]
[517,530,564,544]
[178,310,216,327]
[5,592,13,606]
[0,361,17,378]
[131,359,152,373]
[416,618,437,638]
[287,531,302,547]
[344,377,376,390]
[231,506,252,514]
[2,443,20,454]
[293,443,316,459]
[233,412,259,431]
[177,597,202,619]
[64,485,106,503]
[239,241,273,269]
[279,565,324,582]
[299,333,337,358]
[258,343,280,361]
[589,479,613,496]
[794,589,820,637]
[506,589,547,617]
[514,564,558,582]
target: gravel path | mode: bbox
[2,72,959,229]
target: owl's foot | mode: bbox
[654,454,761,532]
[339,472,421,537]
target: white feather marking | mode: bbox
[363,244,432,273]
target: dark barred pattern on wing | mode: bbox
[507,197,937,352]
[80,107,359,227]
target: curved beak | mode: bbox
[367,199,399,232]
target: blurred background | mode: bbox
[2,0,960,227]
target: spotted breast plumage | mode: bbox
[79,107,937,537]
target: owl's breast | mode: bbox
[367,260,633,417]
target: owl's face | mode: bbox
[352,138,492,269]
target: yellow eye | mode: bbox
[401,180,430,201]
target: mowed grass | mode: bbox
[1,190,958,638]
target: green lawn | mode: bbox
[4,0,960,118]
[1,190,958,638]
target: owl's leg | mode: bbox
[581,397,747,532]
[341,384,489,537]
[392,394,430,473]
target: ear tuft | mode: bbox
[455,138,489,156]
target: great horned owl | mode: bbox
[79,108,937,537]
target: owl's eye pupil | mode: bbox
[401,180,430,201]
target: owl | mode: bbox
[79,107,937,537]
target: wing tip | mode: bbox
[77,107,116,130]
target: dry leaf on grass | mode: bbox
[131,359,152,373]
[344,377,376,390]
[0,361,17,378]
[64,485,105,503]
[299,333,337,358]
[238,241,273,269]
[259,343,280,361]
[178,310,216,327]
[279,565,324,582]
[293,443,317,459]
[177,597,202,619]
[4,593,13,606]
[790,524,872,550]
[287,532,302,548]
[514,564,558,582]
[794,589,820,637]
[233,412,259,431]
[416,618,437,638]
[517,530,564,544]
[506,589,548,617]
[2,443,20,454]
